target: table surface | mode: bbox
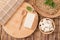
[0,0,60,40]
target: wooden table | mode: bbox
[0,0,60,40]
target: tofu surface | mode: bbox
[24,13,36,29]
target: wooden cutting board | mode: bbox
[2,2,38,38]
[1,0,60,40]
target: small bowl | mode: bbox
[39,18,55,34]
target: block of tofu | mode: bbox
[24,12,36,29]
[2,2,38,38]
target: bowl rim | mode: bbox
[39,18,55,34]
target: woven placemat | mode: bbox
[29,0,60,18]
[0,0,24,25]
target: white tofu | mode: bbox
[49,27,54,31]
[44,27,50,32]
[24,13,36,29]
[39,18,54,32]
[41,27,45,30]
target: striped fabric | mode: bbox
[0,0,24,25]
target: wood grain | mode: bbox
[1,17,60,40]
[1,0,60,40]
[0,25,1,40]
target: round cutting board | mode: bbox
[2,2,38,38]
